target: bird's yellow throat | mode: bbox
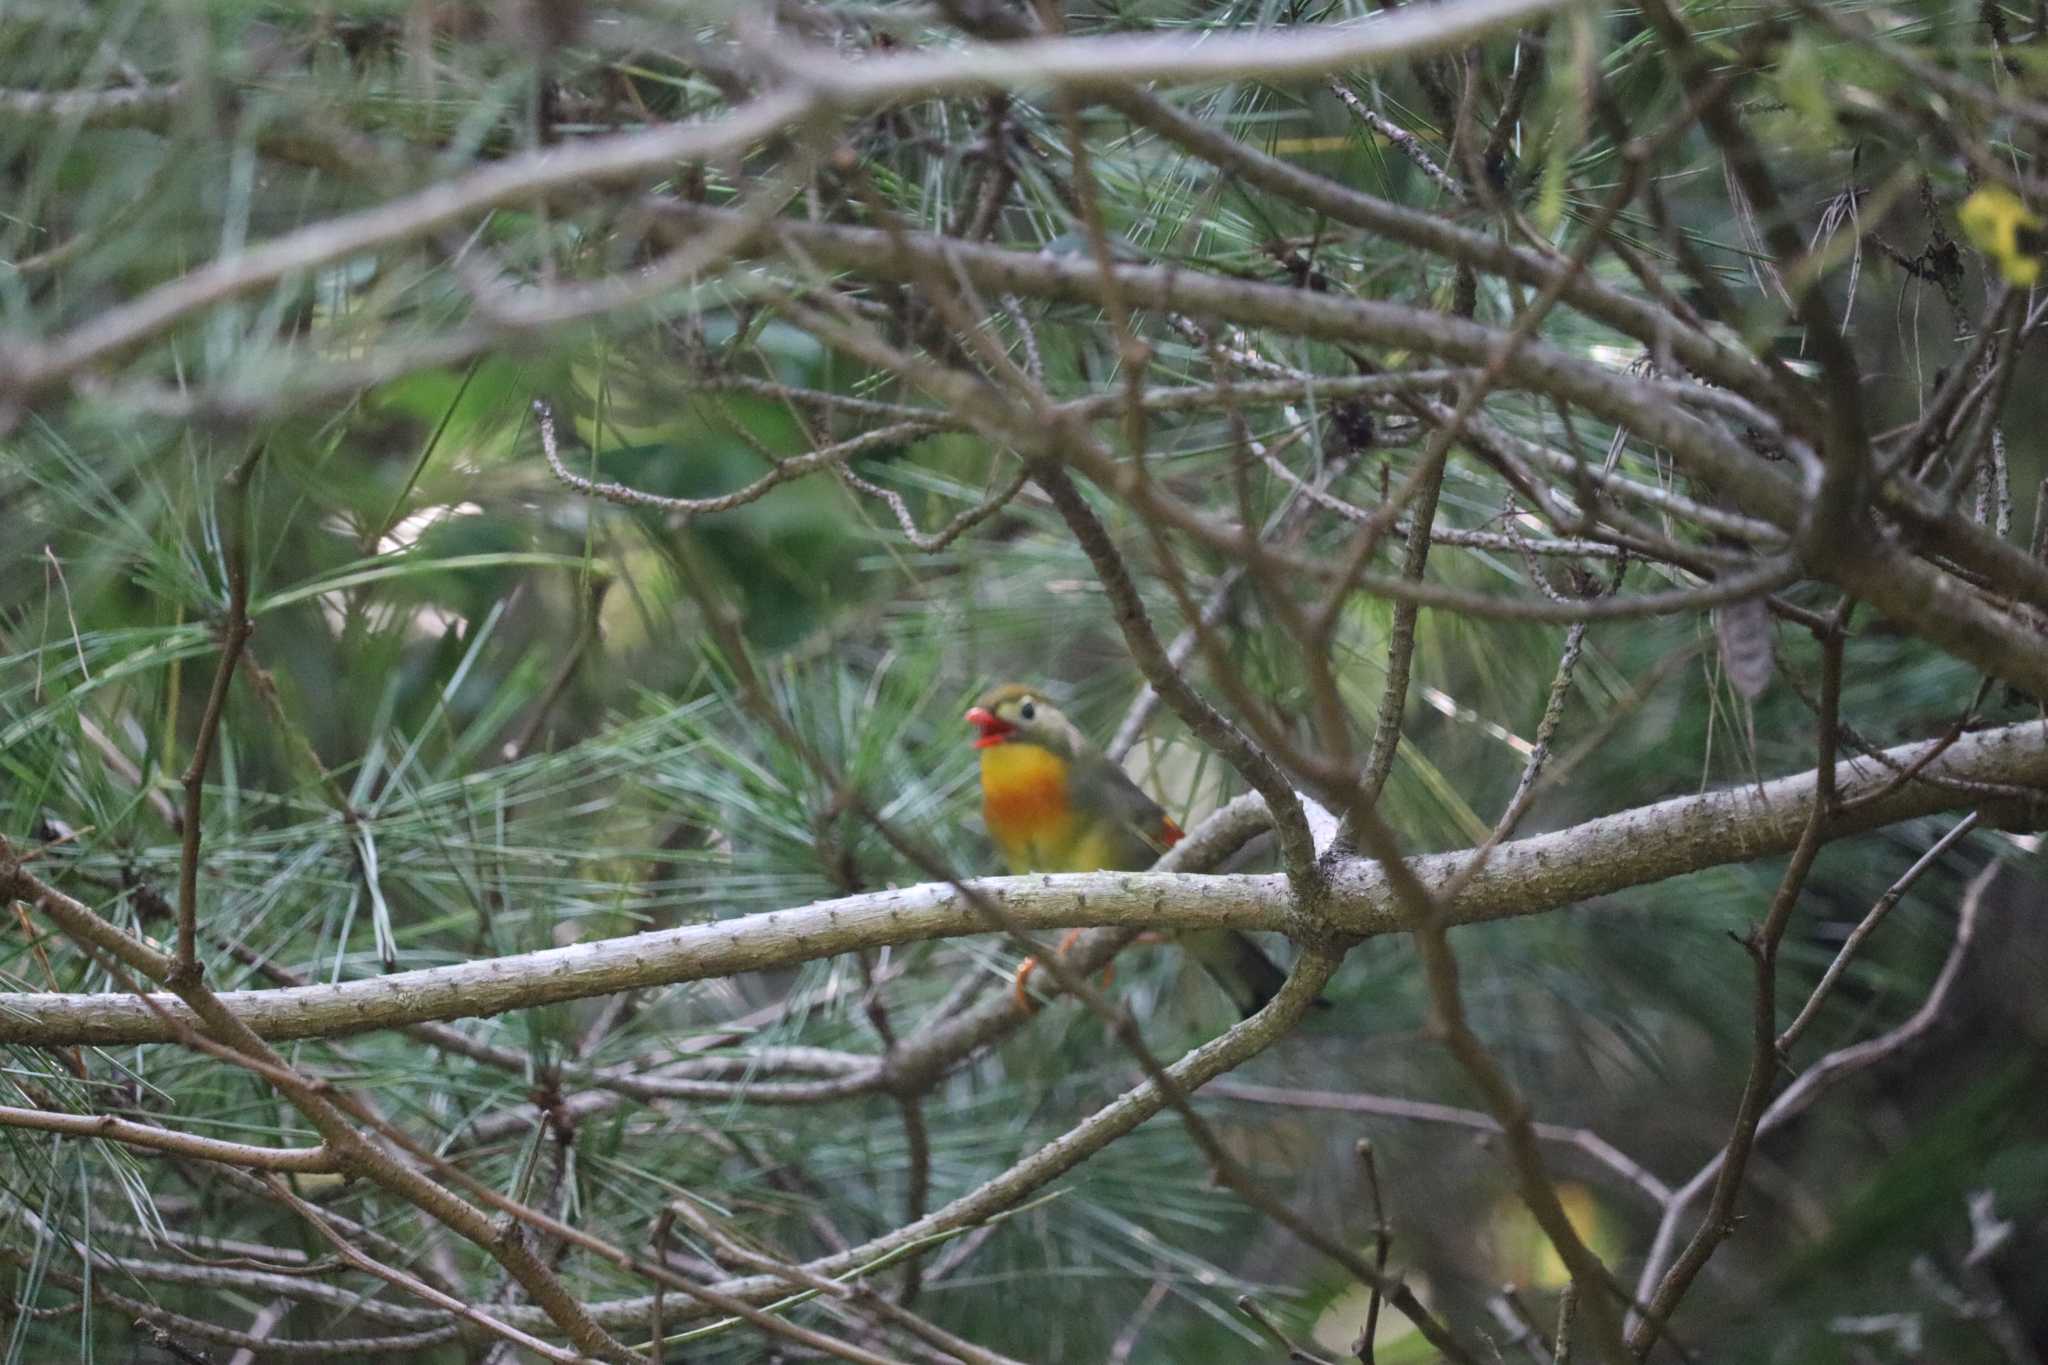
[977,741,1080,872]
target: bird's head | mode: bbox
[965,683,1082,756]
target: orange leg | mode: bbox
[1011,929,1115,1012]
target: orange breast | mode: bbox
[978,742,1075,871]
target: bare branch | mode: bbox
[1776,812,1982,1055]
[1205,1083,1673,1207]
[0,1105,335,1173]
[173,528,251,979]
[1631,859,2000,1333]
[4,719,2039,1047]
[0,82,186,127]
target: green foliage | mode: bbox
[3,0,2046,1359]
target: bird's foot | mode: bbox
[1011,929,1113,1013]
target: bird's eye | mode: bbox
[1020,700,1036,721]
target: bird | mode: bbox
[965,682,1290,1017]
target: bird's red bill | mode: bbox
[965,706,1015,748]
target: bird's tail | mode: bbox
[1183,929,1328,1019]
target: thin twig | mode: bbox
[1629,610,1848,1351]
[173,533,252,979]
[1554,1284,1578,1364]
[1776,812,1981,1055]
[0,1106,334,1173]
[1630,859,1997,1335]
[1329,78,1467,199]
[264,1178,584,1364]
[1354,1141,1392,1363]
[1208,1084,1672,1207]
[1239,1294,1343,1364]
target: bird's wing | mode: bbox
[1072,747,1303,1018]
[1070,740,1315,1019]
[1069,749,1180,867]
